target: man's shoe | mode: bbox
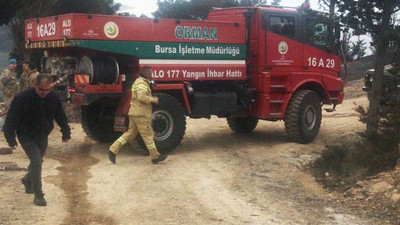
[152,154,168,164]
[108,150,116,164]
[21,177,33,194]
[34,194,47,206]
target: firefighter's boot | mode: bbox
[108,150,116,164]
[152,154,168,164]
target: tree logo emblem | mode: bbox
[278,41,288,55]
[104,22,119,39]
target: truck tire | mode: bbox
[81,98,121,143]
[138,93,186,154]
[227,116,258,133]
[284,90,322,144]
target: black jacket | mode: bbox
[3,88,71,146]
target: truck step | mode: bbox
[270,85,286,88]
[269,113,282,116]
[270,100,283,104]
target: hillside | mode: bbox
[343,54,394,82]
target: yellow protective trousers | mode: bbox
[109,116,160,160]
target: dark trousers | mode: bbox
[18,135,48,196]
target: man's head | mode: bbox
[22,61,36,72]
[8,58,17,71]
[34,74,52,98]
[140,66,153,80]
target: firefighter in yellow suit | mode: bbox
[108,66,167,164]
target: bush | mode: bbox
[311,137,399,191]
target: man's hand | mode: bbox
[151,96,159,105]
[62,138,70,143]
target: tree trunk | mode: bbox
[329,0,336,21]
[366,1,395,140]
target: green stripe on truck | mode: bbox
[73,40,246,60]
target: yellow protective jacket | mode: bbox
[128,76,153,118]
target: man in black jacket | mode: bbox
[3,73,71,206]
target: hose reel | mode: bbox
[78,56,119,84]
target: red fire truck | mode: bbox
[24,5,344,153]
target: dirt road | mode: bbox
[0,95,389,225]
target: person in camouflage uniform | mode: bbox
[19,61,40,92]
[0,59,18,111]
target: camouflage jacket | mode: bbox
[0,68,18,98]
[19,69,40,92]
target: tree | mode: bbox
[339,0,400,139]
[0,26,12,52]
[0,0,24,26]
[350,37,367,60]
[340,30,352,61]
[318,0,338,20]
[271,0,281,6]
[153,0,266,20]
[55,0,120,15]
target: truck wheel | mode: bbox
[81,98,121,143]
[137,94,186,154]
[227,116,258,133]
[284,90,322,144]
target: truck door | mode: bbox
[262,11,302,70]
